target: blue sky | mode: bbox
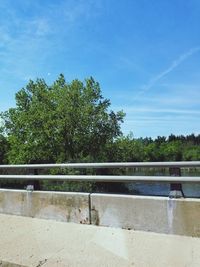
[0,0,200,138]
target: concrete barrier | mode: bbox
[0,189,90,224]
[1,189,200,237]
[90,193,200,237]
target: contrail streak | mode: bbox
[141,46,200,92]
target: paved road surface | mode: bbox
[0,214,200,267]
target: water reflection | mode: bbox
[126,168,200,198]
[127,182,200,198]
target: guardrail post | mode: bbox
[169,167,184,198]
[26,169,40,191]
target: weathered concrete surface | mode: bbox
[91,194,200,237]
[1,189,200,237]
[0,261,27,267]
[0,214,200,267]
[0,189,89,224]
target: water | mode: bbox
[128,182,200,198]
[126,168,200,198]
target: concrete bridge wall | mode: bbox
[91,194,200,237]
[0,189,200,237]
[0,189,90,224]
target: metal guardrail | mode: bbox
[0,175,199,183]
[0,161,199,169]
[0,161,199,198]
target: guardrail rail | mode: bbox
[0,161,199,198]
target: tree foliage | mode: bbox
[1,75,125,164]
[108,134,200,162]
[0,134,8,164]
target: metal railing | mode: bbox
[0,161,200,197]
[0,161,199,169]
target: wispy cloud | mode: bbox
[114,85,200,111]
[120,106,200,136]
[63,0,101,23]
[0,0,102,82]
[116,106,200,115]
[141,46,200,92]
[116,56,150,76]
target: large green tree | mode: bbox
[1,75,125,164]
